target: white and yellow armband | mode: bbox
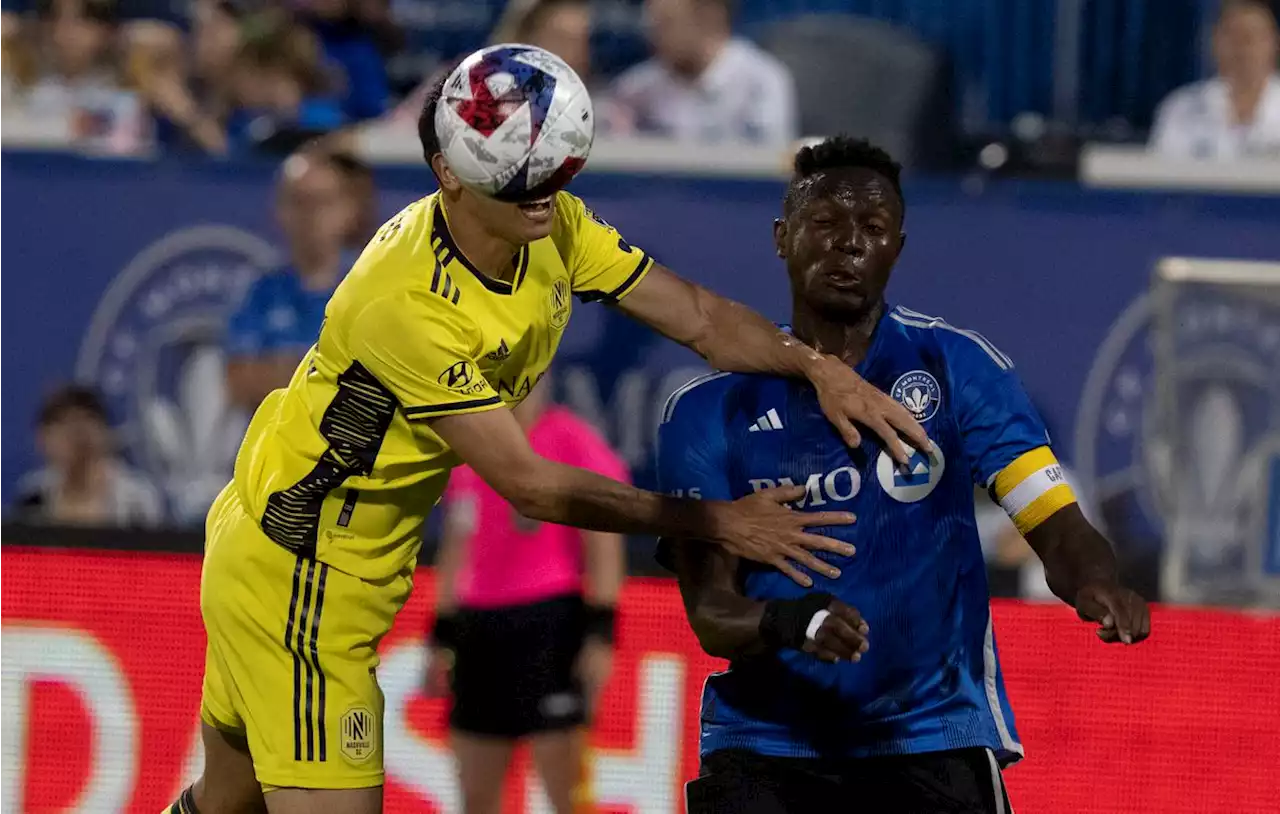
[989,447,1077,535]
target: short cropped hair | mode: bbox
[417,71,451,167]
[784,136,905,216]
[37,385,108,428]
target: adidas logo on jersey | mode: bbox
[485,339,511,362]
[748,409,784,432]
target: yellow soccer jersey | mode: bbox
[231,191,653,581]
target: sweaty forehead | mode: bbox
[790,167,902,216]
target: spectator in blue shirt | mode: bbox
[297,0,395,122]
[225,145,374,411]
[224,15,347,154]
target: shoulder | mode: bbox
[659,371,745,431]
[612,59,667,94]
[13,469,52,502]
[888,305,1015,372]
[726,38,792,84]
[237,267,295,304]
[550,191,607,254]
[362,196,435,265]
[1155,79,1216,118]
[115,464,160,500]
[552,190,589,231]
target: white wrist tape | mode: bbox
[805,610,831,642]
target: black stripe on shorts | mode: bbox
[285,558,329,763]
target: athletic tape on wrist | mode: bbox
[759,592,835,650]
[805,609,831,642]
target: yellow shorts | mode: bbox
[199,485,412,790]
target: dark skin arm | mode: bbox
[671,541,869,663]
[617,265,930,465]
[1023,504,1151,644]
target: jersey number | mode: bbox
[260,363,398,555]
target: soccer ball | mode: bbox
[435,44,594,202]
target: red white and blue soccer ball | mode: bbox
[436,44,594,202]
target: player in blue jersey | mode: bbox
[656,137,1151,813]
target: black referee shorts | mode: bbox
[686,747,1014,814]
[449,594,588,738]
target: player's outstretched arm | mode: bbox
[615,265,931,464]
[429,407,856,587]
[1024,505,1151,645]
[668,541,869,663]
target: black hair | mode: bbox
[37,385,108,428]
[784,136,905,217]
[1218,0,1278,24]
[417,69,452,168]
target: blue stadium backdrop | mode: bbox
[3,152,1279,566]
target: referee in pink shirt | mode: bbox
[425,378,626,814]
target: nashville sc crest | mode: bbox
[75,226,278,525]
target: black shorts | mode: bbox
[449,594,587,738]
[686,747,1013,814]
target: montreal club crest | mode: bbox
[75,226,278,525]
[1075,289,1280,597]
[891,370,942,422]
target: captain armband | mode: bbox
[990,446,1077,535]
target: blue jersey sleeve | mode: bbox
[653,376,734,570]
[943,333,1050,489]
[224,276,272,359]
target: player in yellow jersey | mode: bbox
[168,78,931,814]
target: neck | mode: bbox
[1227,74,1269,122]
[60,457,108,496]
[676,33,729,80]
[791,300,885,367]
[292,250,343,291]
[442,197,521,279]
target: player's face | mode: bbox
[432,154,558,245]
[775,168,905,321]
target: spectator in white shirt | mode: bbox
[12,385,164,528]
[603,0,798,145]
[1149,0,1280,160]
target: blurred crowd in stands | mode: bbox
[0,0,801,156]
[2,0,1277,162]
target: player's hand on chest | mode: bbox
[738,390,951,513]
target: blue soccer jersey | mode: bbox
[656,305,1069,767]
[224,265,343,360]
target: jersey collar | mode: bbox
[431,199,529,296]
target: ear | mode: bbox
[897,230,907,255]
[430,154,462,193]
[773,218,788,258]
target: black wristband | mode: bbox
[759,593,834,651]
[584,604,617,644]
[430,612,462,650]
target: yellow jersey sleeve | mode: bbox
[348,291,503,420]
[553,192,654,303]
[989,446,1078,535]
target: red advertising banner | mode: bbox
[3,546,1279,813]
